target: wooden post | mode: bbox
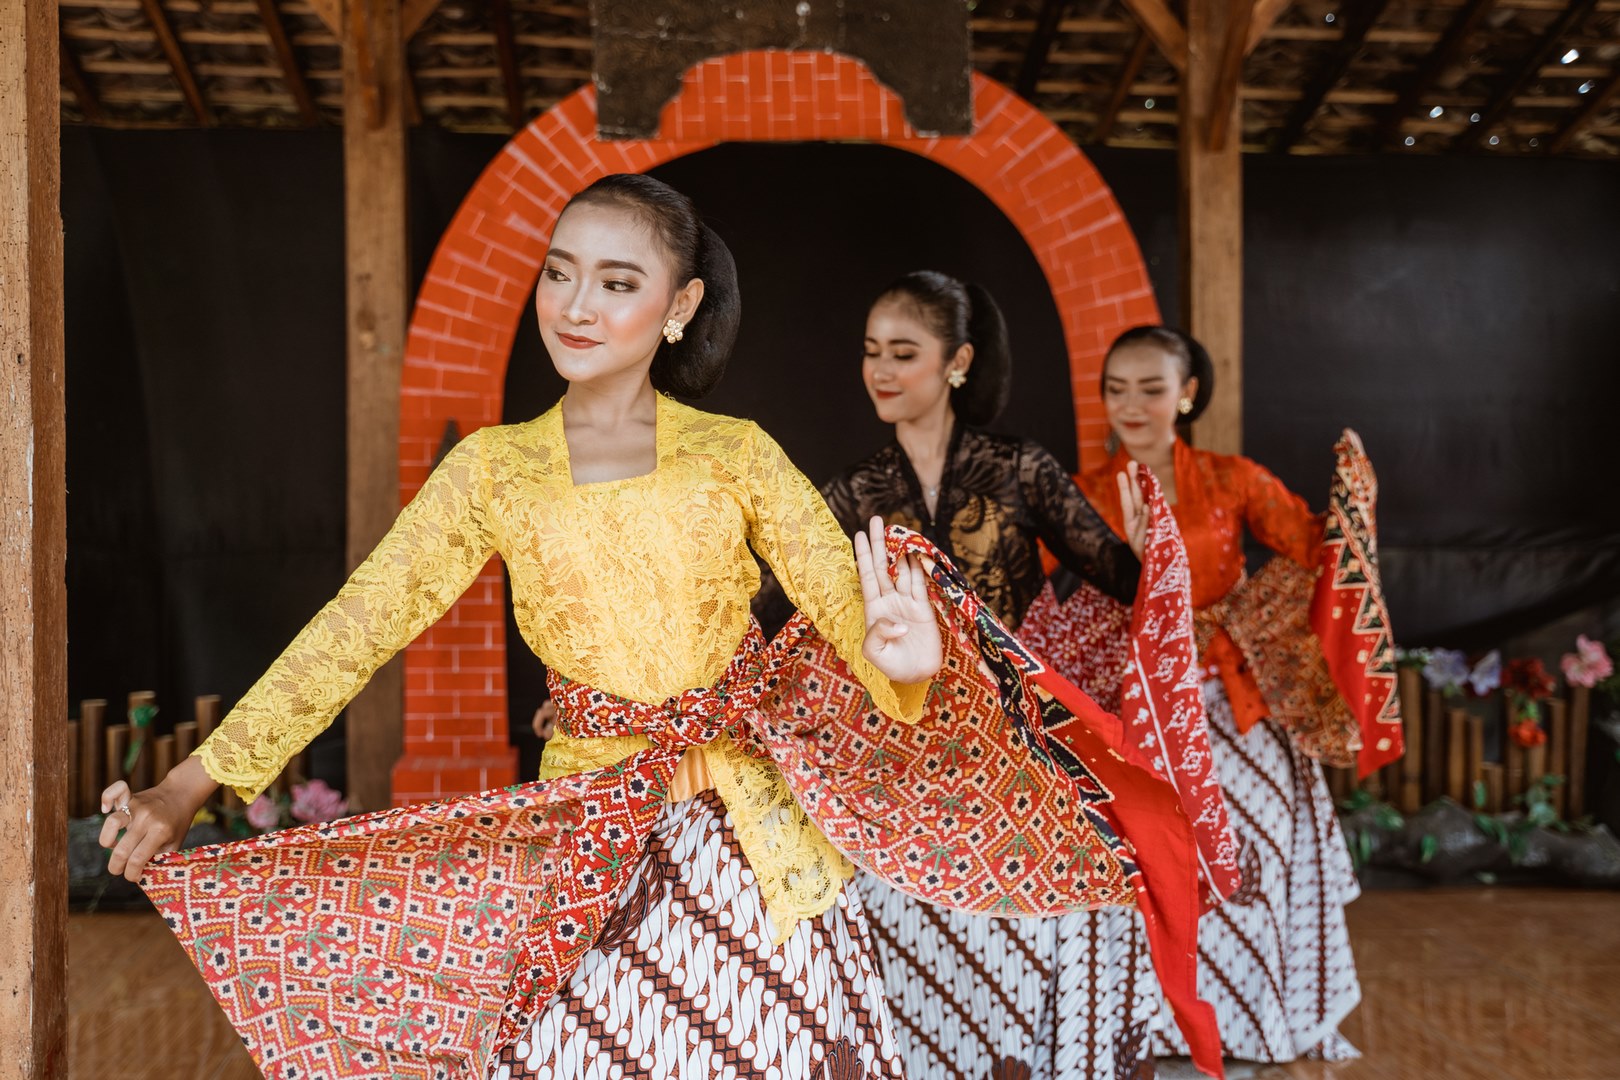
[195,694,220,742]
[1480,762,1504,813]
[1525,741,1547,794]
[174,719,199,762]
[1180,0,1244,455]
[105,726,129,792]
[1569,686,1590,818]
[1398,668,1424,811]
[126,689,157,792]
[343,0,409,813]
[1423,689,1445,803]
[1546,698,1569,818]
[79,699,106,818]
[1445,709,1469,803]
[0,0,70,1059]
[1464,713,1484,809]
[1506,734,1526,803]
[153,734,177,786]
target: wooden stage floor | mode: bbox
[68,887,1620,1079]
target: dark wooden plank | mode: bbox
[136,0,214,124]
[1244,0,1294,55]
[1273,0,1393,152]
[1568,685,1590,816]
[1375,0,1497,147]
[254,0,319,124]
[1460,0,1601,150]
[80,700,107,821]
[1397,668,1424,812]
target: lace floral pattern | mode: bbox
[195,395,921,922]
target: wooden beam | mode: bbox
[307,0,338,34]
[1463,0,1601,149]
[1181,0,1244,454]
[488,0,523,128]
[1272,0,1393,151]
[254,0,318,124]
[137,0,213,123]
[1550,65,1620,152]
[1093,31,1152,142]
[1207,0,1255,151]
[1245,0,1294,55]
[1119,0,1186,75]
[59,36,102,121]
[1015,0,1070,100]
[342,0,407,812]
[1376,0,1498,147]
[402,0,438,36]
[0,0,70,1062]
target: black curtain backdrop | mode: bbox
[61,126,1620,787]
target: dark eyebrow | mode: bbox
[596,259,646,274]
[546,248,575,263]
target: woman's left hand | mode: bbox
[854,516,943,686]
[1118,461,1150,559]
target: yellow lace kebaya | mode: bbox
[193,393,926,932]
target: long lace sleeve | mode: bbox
[1238,457,1323,568]
[743,427,926,723]
[195,433,498,801]
[1020,441,1142,604]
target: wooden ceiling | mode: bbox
[58,0,1620,158]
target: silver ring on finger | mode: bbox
[116,804,133,818]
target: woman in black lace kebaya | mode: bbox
[760,271,1164,1080]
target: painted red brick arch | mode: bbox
[392,49,1161,803]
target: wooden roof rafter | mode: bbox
[253,0,318,124]
[1093,30,1153,142]
[58,35,102,121]
[488,0,525,129]
[1117,0,1188,74]
[136,0,213,124]
[1273,0,1396,152]
[1375,0,1499,147]
[1014,0,1071,101]
[1460,0,1604,149]
[1549,64,1620,151]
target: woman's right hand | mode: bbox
[98,755,220,883]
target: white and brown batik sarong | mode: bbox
[491,790,903,1080]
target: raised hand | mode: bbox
[853,516,942,687]
[1117,460,1150,559]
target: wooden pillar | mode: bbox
[0,0,70,1065]
[342,0,408,812]
[1180,0,1245,455]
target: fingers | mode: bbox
[867,517,892,596]
[905,554,930,603]
[854,528,878,609]
[123,823,176,883]
[100,780,129,815]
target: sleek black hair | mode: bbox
[1102,325,1215,423]
[558,173,740,398]
[873,270,1012,426]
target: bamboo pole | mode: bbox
[67,720,81,817]
[1398,668,1424,811]
[1464,713,1484,809]
[1446,708,1469,803]
[105,726,129,791]
[1569,685,1590,817]
[126,690,157,792]
[1424,688,1446,802]
[1480,761,1504,813]
[174,720,199,762]
[80,699,106,817]
[1547,698,1569,818]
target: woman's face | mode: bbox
[1102,342,1194,456]
[861,297,968,427]
[534,202,700,389]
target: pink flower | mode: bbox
[1561,636,1614,690]
[290,779,348,824]
[246,795,281,832]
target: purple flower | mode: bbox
[1468,650,1502,696]
[246,795,281,832]
[1561,636,1614,690]
[1421,648,1470,694]
[290,779,349,824]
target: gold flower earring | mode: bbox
[1177,397,1193,415]
[663,319,685,344]
[946,368,967,389]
